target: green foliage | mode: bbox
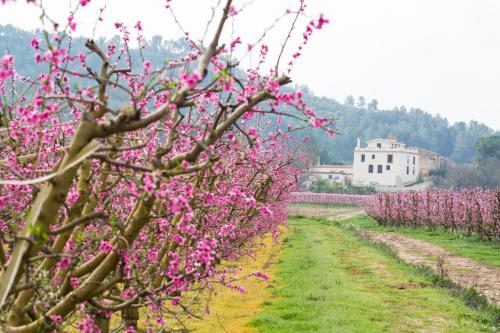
[476,136,500,161]
[308,178,375,194]
[27,224,48,241]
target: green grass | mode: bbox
[340,215,500,268]
[250,217,497,333]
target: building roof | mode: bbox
[355,146,419,154]
[415,147,454,163]
[366,138,404,145]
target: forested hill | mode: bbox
[1,24,496,164]
[297,90,497,164]
[0,24,189,79]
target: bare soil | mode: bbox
[366,231,500,306]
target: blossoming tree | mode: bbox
[365,189,500,240]
[0,0,331,331]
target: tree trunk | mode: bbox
[122,307,140,332]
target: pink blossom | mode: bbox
[290,192,372,206]
[180,70,202,89]
[99,241,113,253]
[315,14,330,30]
[30,37,40,50]
[143,60,152,72]
[70,277,80,288]
[247,127,257,137]
[229,5,238,16]
[56,257,71,270]
[170,296,181,306]
[124,326,137,333]
[34,53,42,63]
[68,14,77,31]
[365,189,500,240]
[77,52,86,66]
[230,37,242,50]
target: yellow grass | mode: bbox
[61,232,283,332]
[185,233,283,332]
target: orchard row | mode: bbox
[366,189,500,241]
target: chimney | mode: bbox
[356,137,361,148]
[387,133,397,141]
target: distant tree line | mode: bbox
[290,90,497,165]
[431,135,500,189]
[308,178,376,195]
[0,24,188,78]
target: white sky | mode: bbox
[1,0,499,129]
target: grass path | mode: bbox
[364,230,500,306]
[250,217,494,333]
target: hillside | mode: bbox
[1,24,496,164]
[295,89,496,164]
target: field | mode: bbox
[251,217,495,332]
[185,206,499,333]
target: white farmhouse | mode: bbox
[307,163,353,186]
[352,134,419,186]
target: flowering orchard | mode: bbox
[290,192,373,206]
[365,189,500,241]
[0,0,333,331]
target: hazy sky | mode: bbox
[1,0,499,129]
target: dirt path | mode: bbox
[365,231,500,306]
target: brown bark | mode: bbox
[0,118,97,313]
[94,313,110,333]
[7,159,93,325]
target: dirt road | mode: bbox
[366,231,500,306]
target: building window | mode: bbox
[377,165,383,173]
[387,154,393,163]
[386,165,391,171]
[368,165,374,173]
[413,167,415,175]
[361,154,365,162]
[413,156,416,165]
[372,154,375,159]
[377,143,382,148]
[328,175,333,179]
[406,166,409,175]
